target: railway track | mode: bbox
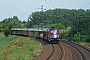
[34,39,90,60]
[35,42,64,60]
[46,43,64,60]
[61,40,90,60]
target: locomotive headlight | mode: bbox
[40,33,43,38]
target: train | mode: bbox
[11,27,60,43]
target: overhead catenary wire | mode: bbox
[45,0,51,9]
[19,0,35,9]
[50,0,55,8]
[85,1,90,9]
[81,0,86,9]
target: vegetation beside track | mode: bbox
[0,9,90,45]
[0,32,41,60]
[79,42,90,48]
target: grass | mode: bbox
[0,32,41,60]
[79,42,90,48]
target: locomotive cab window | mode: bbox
[50,29,57,35]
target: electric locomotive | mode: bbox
[40,27,60,43]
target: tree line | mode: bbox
[0,8,90,42]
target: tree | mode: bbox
[52,23,66,29]
[73,32,81,42]
[68,29,73,41]
[4,29,10,37]
[87,27,90,42]
[1,16,21,30]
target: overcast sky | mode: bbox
[0,0,90,21]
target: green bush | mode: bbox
[52,23,66,30]
[0,27,3,32]
[4,29,10,37]
[73,33,89,42]
[80,35,89,42]
[73,32,81,42]
[61,32,68,39]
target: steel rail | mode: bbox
[58,43,64,60]
[69,41,90,52]
[46,44,55,60]
[46,43,64,60]
[62,40,87,60]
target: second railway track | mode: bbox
[61,40,90,60]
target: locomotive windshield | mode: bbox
[50,28,57,35]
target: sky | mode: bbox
[0,0,90,21]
